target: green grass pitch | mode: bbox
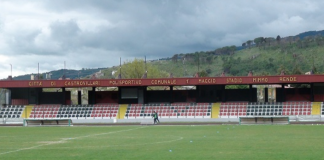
[0,125,323,160]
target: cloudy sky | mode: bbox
[0,0,323,79]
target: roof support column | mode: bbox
[249,84,253,102]
[77,90,82,105]
[281,84,285,102]
[143,87,147,104]
[62,87,66,105]
[196,85,200,103]
[91,87,96,105]
[221,85,226,102]
[264,87,268,103]
[169,86,173,104]
[118,87,121,104]
[310,83,314,102]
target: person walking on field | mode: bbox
[152,111,160,124]
[155,111,160,124]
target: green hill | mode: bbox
[102,32,324,78]
[13,68,105,80]
[155,33,324,77]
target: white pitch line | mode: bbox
[0,126,147,156]
[0,136,184,150]
[34,135,184,149]
[68,126,147,140]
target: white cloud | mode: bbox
[0,0,324,79]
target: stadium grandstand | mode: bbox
[1,74,324,125]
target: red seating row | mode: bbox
[219,102,314,118]
[221,102,248,105]
[92,110,118,114]
[283,108,311,111]
[126,103,212,119]
[30,114,56,118]
[92,114,117,117]
[220,109,247,112]
[29,104,120,119]
[220,113,247,116]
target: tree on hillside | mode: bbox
[312,66,318,74]
[296,39,303,48]
[311,52,318,74]
[277,65,288,75]
[265,37,275,46]
[254,37,267,50]
[197,70,208,77]
[183,54,195,65]
[254,37,264,47]
[221,56,231,73]
[303,36,312,48]
[267,56,273,62]
[276,35,281,45]
[206,68,212,75]
[229,45,236,55]
[260,71,270,76]
[206,56,213,64]
[172,54,178,63]
[215,46,233,55]
[246,40,253,49]
[114,58,169,79]
[291,60,303,75]
[285,36,295,45]
[242,42,246,49]
[314,36,322,46]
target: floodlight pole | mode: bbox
[312,54,315,70]
[10,64,12,78]
[38,63,39,80]
[198,54,200,74]
[64,61,66,76]
[145,56,147,71]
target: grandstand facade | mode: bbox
[1,74,324,124]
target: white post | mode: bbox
[10,64,12,78]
